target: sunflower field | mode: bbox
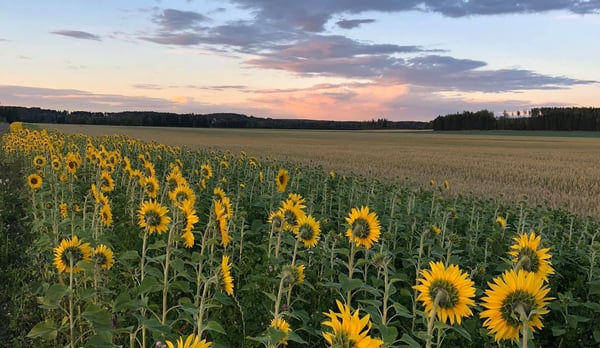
[1,122,599,348]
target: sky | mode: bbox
[1,1,599,121]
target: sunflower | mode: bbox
[496,216,507,229]
[180,200,198,248]
[165,334,212,348]
[413,261,476,325]
[213,187,226,202]
[166,167,185,190]
[268,211,285,232]
[287,193,305,206]
[143,176,159,198]
[65,152,81,176]
[200,162,213,180]
[431,224,442,236]
[53,236,92,273]
[508,231,554,281]
[295,264,305,285]
[220,195,233,219]
[214,200,232,246]
[480,269,553,342]
[279,199,306,231]
[258,171,264,183]
[27,173,43,190]
[59,202,68,218]
[345,206,381,249]
[322,300,383,348]
[219,255,234,296]
[33,155,46,168]
[99,171,115,192]
[294,215,321,248]
[169,184,196,208]
[51,156,62,171]
[93,244,115,270]
[143,160,155,177]
[137,200,171,235]
[270,316,291,346]
[100,203,113,227]
[276,169,289,192]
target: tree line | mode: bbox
[431,107,600,131]
[0,106,427,130]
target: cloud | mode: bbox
[0,85,262,115]
[51,30,101,41]
[133,83,164,90]
[230,0,600,31]
[336,18,376,29]
[152,8,209,31]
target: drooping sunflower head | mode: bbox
[99,171,115,192]
[279,199,306,231]
[200,162,213,180]
[169,184,196,208]
[322,300,384,348]
[258,171,264,183]
[214,200,232,247]
[53,236,92,273]
[270,316,291,346]
[27,173,43,190]
[345,206,381,249]
[295,264,305,285]
[165,333,212,348]
[93,244,115,270]
[480,269,553,342]
[294,214,321,248]
[508,231,554,281]
[413,261,476,325]
[142,176,159,199]
[268,211,285,232]
[59,202,68,218]
[51,156,62,171]
[137,200,171,235]
[496,216,507,229]
[276,169,289,192]
[219,255,234,296]
[99,203,113,227]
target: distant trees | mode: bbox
[431,107,600,131]
[0,106,428,130]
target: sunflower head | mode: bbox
[496,216,507,229]
[276,169,289,192]
[33,155,47,168]
[93,244,115,270]
[270,316,291,346]
[219,255,234,296]
[480,269,553,342]
[169,184,196,208]
[59,202,68,218]
[165,333,212,348]
[322,300,383,348]
[53,236,92,273]
[99,171,115,192]
[345,206,381,249]
[137,200,171,235]
[294,214,321,248]
[100,204,113,227]
[508,231,554,281]
[27,173,43,190]
[413,261,476,325]
[200,163,213,180]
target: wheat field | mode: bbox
[38,123,600,218]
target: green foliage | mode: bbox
[1,125,600,347]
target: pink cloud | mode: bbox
[249,83,410,120]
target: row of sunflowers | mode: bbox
[2,121,599,347]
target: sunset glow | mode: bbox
[1,1,598,121]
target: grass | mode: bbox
[40,123,600,218]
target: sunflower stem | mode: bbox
[162,223,175,325]
[273,275,286,319]
[426,290,445,348]
[68,258,74,348]
[515,304,530,348]
[346,241,356,305]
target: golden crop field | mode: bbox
[40,123,600,218]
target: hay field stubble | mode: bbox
[40,123,600,218]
